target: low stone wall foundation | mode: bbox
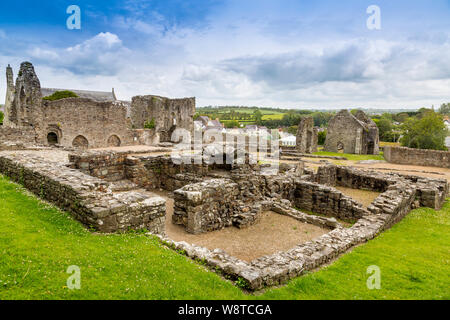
[384,146,450,168]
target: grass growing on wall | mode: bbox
[43,91,78,101]
[313,151,385,162]
[0,174,448,300]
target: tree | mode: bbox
[0,110,3,125]
[287,126,297,135]
[373,118,393,141]
[253,110,263,124]
[224,120,239,128]
[318,130,327,145]
[394,112,409,123]
[438,103,450,115]
[400,111,447,150]
[43,90,78,101]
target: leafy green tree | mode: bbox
[394,112,409,123]
[253,110,263,123]
[287,126,297,135]
[438,103,450,115]
[0,110,4,125]
[373,118,393,141]
[400,111,447,150]
[224,120,240,128]
[318,130,327,145]
[43,90,78,101]
[312,112,333,127]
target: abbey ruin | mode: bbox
[2,62,195,149]
[0,62,448,291]
[324,109,380,155]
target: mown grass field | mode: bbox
[0,175,448,300]
[262,113,286,120]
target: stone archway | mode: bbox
[107,135,121,147]
[47,132,58,146]
[72,135,89,149]
[168,125,178,142]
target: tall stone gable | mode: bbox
[296,117,318,153]
[324,110,379,155]
[3,65,15,127]
[7,62,42,128]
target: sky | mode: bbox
[0,0,449,109]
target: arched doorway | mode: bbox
[168,125,178,142]
[72,135,89,149]
[47,132,58,146]
[107,135,121,147]
[337,142,344,153]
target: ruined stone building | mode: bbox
[130,95,195,142]
[324,110,379,155]
[1,62,195,149]
[296,117,318,153]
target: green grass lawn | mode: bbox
[262,113,286,120]
[0,175,448,300]
[313,151,385,162]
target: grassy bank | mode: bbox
[0,175,448,300]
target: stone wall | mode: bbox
[68,151,128,181]
[324,110,379,155]
[384,146,450,169]
[38,98,137,149]
[6,62,42,128]
[0,151,166,233]
[292,180,368,221]
[173,179,244,234]
[0,126,36,150]
[125,155,209,191]
[155,166,447,290]
[316,164,448,210]
[296,117,318,154]
[130,95,195,142]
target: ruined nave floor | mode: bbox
[153,190,328,262]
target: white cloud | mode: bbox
[1,6,448,110]
[29,32,131,76]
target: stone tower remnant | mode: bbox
[296,117,318,153]
[3,64,15,127]
[8,62,42,128]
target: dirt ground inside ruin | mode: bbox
[151,190,328,262]
[334,186,381,208]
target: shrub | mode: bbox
[144,118,156,129]
[0,110,4,125]
[400,111,447,150]
[43,90,78,101]
[318,130,327,145]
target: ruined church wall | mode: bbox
[130,95,195,142]
[0,126,36,150]
[384,146,450,169]
[296,117,318,154]
[324,110,379,155]
[38,98,136,149]
[323,112,363,154]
